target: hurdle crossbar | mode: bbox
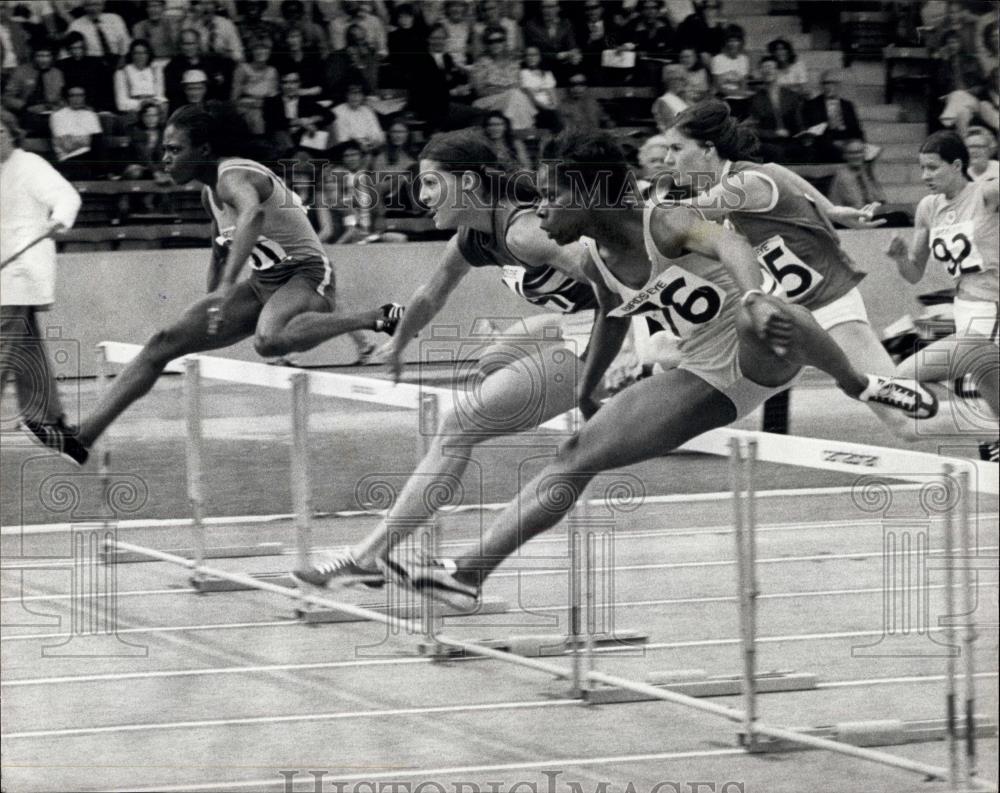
[98,343,999,495]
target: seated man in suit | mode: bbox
[803,69,865,162]
[406,23,482,132]
[263,71,331,159]
[747,56,808,162]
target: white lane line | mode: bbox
[0,620,298,642]
[4,699,581,739]
[817,672,999,689]
[0,483,936,536]
[103,749,752,793]
[6,543,997,573]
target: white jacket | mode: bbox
[0,149,81,306]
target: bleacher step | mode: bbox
[801,50,844,71]
[878,142,922,162]
[876,162,922,184]
[735,14,801,39]
[857,104,902,122]
[865,122,927,143]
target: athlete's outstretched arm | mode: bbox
[576,252,630,418]
[887,198,931,284]
[213,169,267,290]
[384,234,472,381]
[200,187,226,293]
[678,169,774,221]
[505,211,591,281]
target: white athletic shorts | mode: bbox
[953,297,999,345]
[810,287,870,331]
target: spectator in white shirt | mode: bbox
[49,84,104,177]
[67,0,131,62]
[710,24,749,96]
[181,0,244,62]
[332,82,385,151]
[768,37,808,95]
[328,0,386,57]
[114,39,167,114]
[965,126,1000,182]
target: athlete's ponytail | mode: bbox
[671,99,761,162]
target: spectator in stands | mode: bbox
[230,36,279,135]
[386,3,427,88]
[481,110,531,170]
[405,23,480,131]
[803,68,865,162]
[0,4,33,68]
[132,0,177,64]
[558,71,612,130]
[271,28,324,97]
[623,0,675,87]
[710,24,750,97]
[676,45,711,100]
[965,125,999,181]
[341,22,382,96]
[0,19,18,74]
[328,1,384,58]
[827,138,887,207]
[978,19,999,75]
[440,0,473,67]
[934,29,987,129]
[320,138,376,243]
[114,39,167,116]
[164,28,233,109]
[263,70,331,158]
[121,99,168,182]
[524,0,581,80]
[181,0,244,62]
[676,1,727,61]
[370,119,420,223]
[2,39,64,134]
[49,84,104,178]
[972,67,1000,133]
[767,37,808,95]
[332,82,385,152]
[56,31,114,112]
[747,55,806,162]
[67,0,130,65]
[520,45,561,132]
[469,25,536,130]
[472,0,522,60]
[923,0,980,54]
[652,65,689,133]
[237,0,283,59]
[179,68,209,108]
[575,0,614,84]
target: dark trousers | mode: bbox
[0,305,64,425]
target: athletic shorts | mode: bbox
[677,317,799,420]
[810,287,870,331]
[953,297,999,345]
[248,257,335,309]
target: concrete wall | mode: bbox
[40,229,953,378]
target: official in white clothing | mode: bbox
[0,111,81,428]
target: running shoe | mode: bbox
[292,548,385,589]
[21,418,90,465]
[381,555,481,611]
[374,303,405,336]
[979,441,999,463]
[859,375,939,420]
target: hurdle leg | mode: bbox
[96,345,112,517]
[942,463,960,791]
[185,359,207,584]
[958,470,979,782]
[730,438,759,751]
[419,394,442,645]
[291,372,312,573]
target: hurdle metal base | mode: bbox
[294,596,511,624]
[418,629,649,660]
[744,716,997,753]
[102,542,285,564]
[583,670,818,704]
[191,571,297,592]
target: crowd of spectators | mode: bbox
[1,0,997,241]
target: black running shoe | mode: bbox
[979,441,999,463]
[21,419,90,465]
[374,303,405,336]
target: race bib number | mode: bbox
[929,221,983,277]
[609,265,727,338]
[753,235,823,301]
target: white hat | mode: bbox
[181,69,208,85]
